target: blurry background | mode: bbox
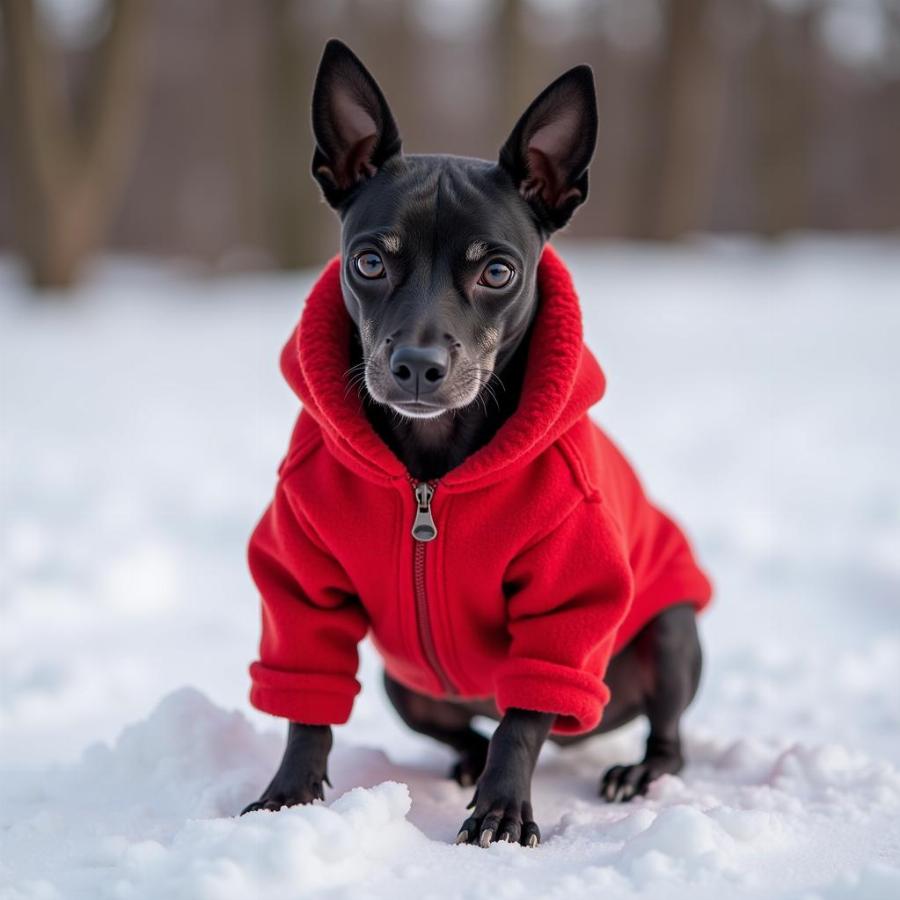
[1,0,899,287]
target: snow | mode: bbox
[2,237,899,899]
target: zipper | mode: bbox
[409,477,456,696]
[411,481,438,542]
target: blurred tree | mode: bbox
[874,0,900,230]
[752,0,816,236]
[581,1,671,240]
[262,0,330,269]
[496,0,530,119]
[648,0,725,239]
[1,0,151,288]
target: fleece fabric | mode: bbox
[248,245,713,735]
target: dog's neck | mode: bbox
[355,316,536,482]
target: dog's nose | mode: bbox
[390,345,449,396]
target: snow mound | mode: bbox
[3,689,900,900]
[81,687,278,820]
[0,690,425,900]
[115,781,419,900]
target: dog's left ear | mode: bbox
[498,65,598,232]
[311,39,402,209]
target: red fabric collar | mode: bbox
[280,244,606,491]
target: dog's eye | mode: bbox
[479,260,514,289]
[355,252,385,279]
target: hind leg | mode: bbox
[383,671,490,787]
[599,602,702,802]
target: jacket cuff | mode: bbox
[249,662,361,724]
[494,658,609,735]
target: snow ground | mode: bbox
[1,237,899,899]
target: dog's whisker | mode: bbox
[475,369,502,412]
[343,369,370,401]
[342,360,368,380]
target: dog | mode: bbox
[241,39,712,849]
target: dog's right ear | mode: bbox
[311,39,402,209]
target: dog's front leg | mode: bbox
[456,708,554,847]
[241,722,333,814]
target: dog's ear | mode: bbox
[498,65,597,232]
[311,39,402,209]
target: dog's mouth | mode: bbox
[387,399,449,420]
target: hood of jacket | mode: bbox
[279,243,606,492]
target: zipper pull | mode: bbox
[411,482,437,542]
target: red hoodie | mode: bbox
[248,246,712,735]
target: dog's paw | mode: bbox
[240,772,329,815]
[599,755,682,803]
[455,788,540,848]
[448,735,490,788]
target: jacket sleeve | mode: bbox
[494,496,634,735]
[248,477,368,724]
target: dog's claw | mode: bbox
[522,820,541,848]
[456,800,539,848]
[600,757,680,803]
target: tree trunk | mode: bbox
[648,0,726,240]
[1,0,151,289]
[751,0,815,237]
[261,0,331,270]
[495,0,531,123]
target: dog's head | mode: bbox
[311,39,597,420]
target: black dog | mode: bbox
[243,40,704,848]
